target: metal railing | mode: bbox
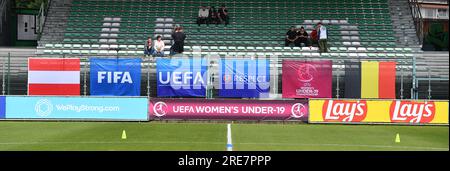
[37,0,52,37]
[2,52,438,99]
[409,0,424,44]
[0,0,7,32]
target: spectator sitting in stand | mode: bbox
[197,6,210,26]
[209,6,220,25]
[144,36,155,56]
[295,27,309,47]
[154,35,165,57]
[285,26,297,47]
[218,4,229,26]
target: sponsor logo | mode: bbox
[35,99,53,117]
[322,100,368,122]
[297,64,316,83]
[390,101,436,123]
[158,72,205,86]
[291,103,307,118]
[153,101,168,117]
[97,71,133,84]
[222,75,268,84]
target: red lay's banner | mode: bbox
[309,99,448,125]
[28,58,80,95]
[282,60,332,98]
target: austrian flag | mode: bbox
[28,58,80,95]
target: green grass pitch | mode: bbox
[0,122,448,151]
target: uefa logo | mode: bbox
[35,99,53,117]
[291,103,307,118]
[153,101,168,117]
[297,64,317,83]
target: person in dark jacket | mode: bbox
[295,27,309,47]
[170,27,186,56]
[209,6,220,25]
[218,4,229,26]
[144,36,155,56]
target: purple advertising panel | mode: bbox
[282,60,332,98]
[149,98,308,121]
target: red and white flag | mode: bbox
[28,58,80,95]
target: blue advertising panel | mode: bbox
[90,58,141,96]
[156,58,207,97]
[5,96,148,120]
[219,59,270,98]
[0,96,5,119]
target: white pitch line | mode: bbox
[227,123,233,151]
[237,142,449,150]
[0,141,446,151]
[0,141,224,145]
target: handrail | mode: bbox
[37,0,52,36]
[408,0,424,44]
[0,0,7,32]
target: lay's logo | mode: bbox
[389,101,436,124]
[322,100,368,122]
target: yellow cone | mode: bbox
[122,130,127,140]
[395,133,400,143]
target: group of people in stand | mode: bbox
[144,25,186,57]
[285,22,328,53]
[197,5,229,26]
[144,17,330,57]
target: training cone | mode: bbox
[395,133,400,143]
[122,130,127,140]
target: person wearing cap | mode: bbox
[285,26,297,47]
[295,27,309,47]
[317,22,329,53]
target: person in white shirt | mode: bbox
[154,35,165,57]
[197,6,210,26]
[317,22,329,53]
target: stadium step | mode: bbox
[388,0,420,47]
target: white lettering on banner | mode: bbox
[242,106,275,114]
[54,104,120,113]
[392,101,434,123]
[169,105,287,115]
[98,71,133,83]
[296,87,319,96]
[158,72,205,85]
[195,106,235,114]
[325,100,366,122]
[34,99,120,116]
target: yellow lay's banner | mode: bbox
[309,99,448,124]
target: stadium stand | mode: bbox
[0,0,447,99]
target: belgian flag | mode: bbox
[344,61,396,99]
